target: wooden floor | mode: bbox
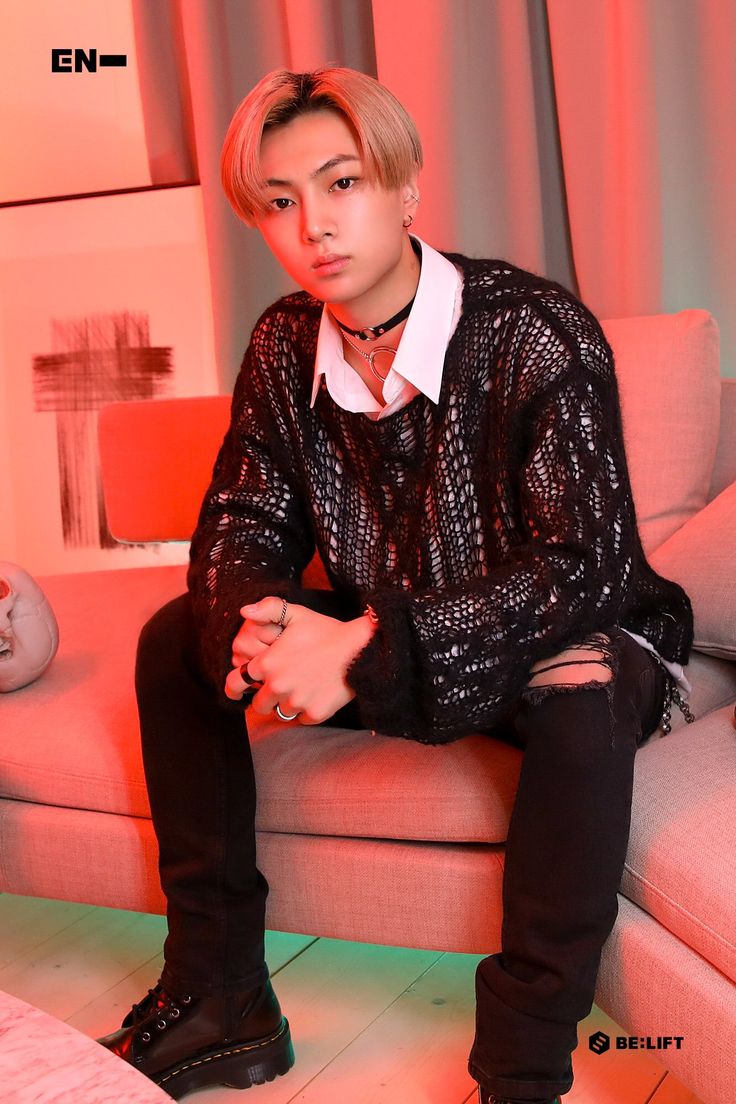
[0,893,703,1103]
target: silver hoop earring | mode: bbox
[404,193,419,228]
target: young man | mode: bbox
[97,67,694,1103]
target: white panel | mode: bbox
[1,0,150,203]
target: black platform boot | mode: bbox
[477,1088,562,1104]
[97,976,294,1099]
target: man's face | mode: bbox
[255,109,412,304]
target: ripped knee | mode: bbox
[526,633,615,691]
[520,631,621,748]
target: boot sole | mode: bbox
[153,1016,295,1099]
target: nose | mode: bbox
[300,194,334,244]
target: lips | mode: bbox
[312,253,349,269]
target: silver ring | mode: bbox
[278,599,287,627]
[275,703,299,722]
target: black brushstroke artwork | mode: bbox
[33,312,172,549]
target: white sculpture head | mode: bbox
[0,562,59,692]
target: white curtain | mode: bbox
[131,0,736,387]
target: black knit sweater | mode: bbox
[187,252,694,744]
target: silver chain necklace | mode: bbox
[341,330,397,382]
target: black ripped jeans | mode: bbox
[135,589,669,1103]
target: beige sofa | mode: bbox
[2,309,735,1104]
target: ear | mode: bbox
[401,177,420,216]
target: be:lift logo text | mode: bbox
[589,1030,684,1054]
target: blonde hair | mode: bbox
[221,67,423,226]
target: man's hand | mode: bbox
[225,598,375,724]
[230,604,283,672]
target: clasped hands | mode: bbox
[224,597,375,724]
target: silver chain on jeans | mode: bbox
[650,652,696,734]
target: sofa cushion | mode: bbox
[649,479,736,661]
[248,715,521,843]
[0,566,520,841]
[98,396,231,542]
[1,566,732,848]
[709,378,736,500]
[0,566,188,822]
[600,309,721,555]
[678,651,736,730]
[622,703,736,985]
[247,646,734,836]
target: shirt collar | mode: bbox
[310,234,462,409]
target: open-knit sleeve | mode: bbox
[345,307,650,743]
[187,314,317,705]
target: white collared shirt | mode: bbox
[310,234,464,420]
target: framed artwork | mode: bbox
[0,184,219,576]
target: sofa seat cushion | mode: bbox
[1,567,732,863]
[679,651,736,731]
[0,566,189,821]
[0,566,521,842]
[246,647,729,836]
[621,703,736,985]
[248,714,521,843]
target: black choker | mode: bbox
[333,237,421,342]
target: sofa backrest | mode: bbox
[98,312,733,553]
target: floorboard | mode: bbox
[0,894,703,1103]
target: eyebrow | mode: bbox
[262,154,361,188]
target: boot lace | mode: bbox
[129,982,193,1044]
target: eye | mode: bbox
[268,176,359,210]
[330,176,358,192]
